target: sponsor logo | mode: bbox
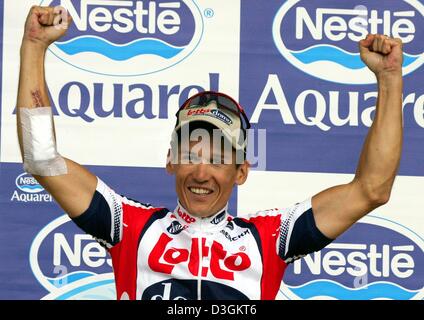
[142,279,248,300]
[226,221,234,230]
[42,0,204,76]
[15,173,43,193]
[210,210,227,225]
[41,274,115,300]
[148,233,251,280]
[27,73,220,123]
[187,108,211,116]
[272,0,424,84]
[187,108,233,125]
[251,73,424,131]
[166,221,186,235]
[11,173,52,202]
[147,280,188,300]
[221,229,250,242]
[280,216,424,300]
[30,215,114,299]
[177,207,196,224]
[210,109,233,125]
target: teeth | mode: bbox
[190,187,211,195]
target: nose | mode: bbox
[192,163,210,183]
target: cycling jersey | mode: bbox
[73,178,332,300]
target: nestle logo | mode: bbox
[15,173,44,193]
[67,0,183,36]
[281,217,424,300]
[29,215,113,297]
[44,0,204,76]
[294,6,417,44]
[273,0,424,84]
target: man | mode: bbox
[16,6,403,300]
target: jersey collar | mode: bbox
[173,201,230,233]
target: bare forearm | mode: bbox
[16,42,96,218]
[17,42,50,154]
[354,75,403,202]
[18,42,50,108]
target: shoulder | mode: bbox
[97,177,165,214]
[236,198,312,223]
[120,196,169,220]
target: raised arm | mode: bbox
[312,34,403,239]
[17,6,97,218]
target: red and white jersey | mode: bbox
[73,178,332,300]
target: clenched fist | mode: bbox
[23,6,72,49]
[359,34,403,80]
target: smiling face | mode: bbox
[166,132,249,218]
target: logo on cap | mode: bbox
[186,108,233,126]
[210,109,233,125]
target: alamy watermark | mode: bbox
[169,123,267,170]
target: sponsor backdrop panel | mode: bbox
[0,162,238,299]
[238,171,424,300]
[0,0,422,300]
[239,0,424,175]
[1,0,241,168]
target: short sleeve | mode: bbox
[278,198,333,264]
[72,178,123,249]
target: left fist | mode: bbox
[359,34,403,79]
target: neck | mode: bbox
[177,200,228,218]
[174,200,230,232]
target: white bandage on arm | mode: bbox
[20,107,67,176]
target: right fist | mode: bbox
[23,6,72,48]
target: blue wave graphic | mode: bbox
[291,45,419,69]
[56,36,184,61]
[288,280,418,300]
[55,279,115,300]
[20,185,43,190]
[47,271,95,288]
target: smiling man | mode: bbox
[16,6,404,300]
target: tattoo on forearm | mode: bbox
[31,90,43,108]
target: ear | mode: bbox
[166,149,175,175]
[235,160,250,186]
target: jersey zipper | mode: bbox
[197,239,202,300]
[197,220,203,300]
[197,227,202,300]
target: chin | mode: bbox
[183,194,218,216]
